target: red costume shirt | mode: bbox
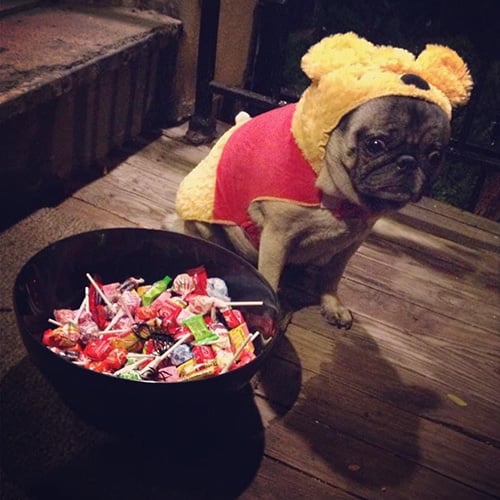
[212,104,321,246]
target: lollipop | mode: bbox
[171,273,195,298]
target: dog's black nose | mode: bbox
[397,155,418,170]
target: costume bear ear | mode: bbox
[301,32,377,81]
[414,44,473,107]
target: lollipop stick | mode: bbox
[220,331,260,374]
[223,301,263,307]
[118,297,135,322]
[138,333,191,379]
[75,293,88,322]
[103,309,124,332]
[86,273,113,309]
[114,355,154,377]
[97,328,130,335]
[84,287,90,313]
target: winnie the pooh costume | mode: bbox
[175,32,472,248]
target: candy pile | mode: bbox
[42,266,264,382]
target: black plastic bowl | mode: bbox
[14,228,281,429]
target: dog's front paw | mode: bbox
[320,294,353,329]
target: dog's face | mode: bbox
[322,96,451,213]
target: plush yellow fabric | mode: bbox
[292,32,473,173]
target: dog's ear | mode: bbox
[415,45,473,107]
[300,32,414,82]
[301,32,377,82]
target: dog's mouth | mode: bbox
[353,156,429,211]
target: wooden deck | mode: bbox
[2,123,500,499]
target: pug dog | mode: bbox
[169,96,449,328]
[166,33,472,329]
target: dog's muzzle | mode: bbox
[356,155,427,201]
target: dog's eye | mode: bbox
[366,138,386,154]
[428,150,442,167]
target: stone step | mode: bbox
[0,4,181,227]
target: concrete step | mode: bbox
[0,4,181,228]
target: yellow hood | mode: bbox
[291,32,473,174]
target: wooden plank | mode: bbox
[344,249,499,334]
[254,353,500,498]
[95,70,114,162]
[367,220,499,304]
[55,197,138,228]
[278,318,500,441]
[242,456,357,499]
[408,196,500,237]
[111,63,132,150]
[394,200,500,251]
[51,90,75,180]
[281,232,499,337]
[72,158,179,228]
[336,278,500,376]
[153,131,213,166]
[71,133,211,227]
[254,394,494,499]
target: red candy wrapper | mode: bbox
[186,266,208,296]
[88,275,108,330]
[103,348,128,371]
[135,305,157,321]
[192,344,216,364]
[87,348,127,372]
[157,299,183,332]
[84,338,113,361]
[222,308,245,328]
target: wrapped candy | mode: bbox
[43,323,80,348]
[42,268,264,383]
[206,277,230,301]
[171,273,195,298]
[186,266,208,295]
[186,295,215,315]
[141,275,172,306]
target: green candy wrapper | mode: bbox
[141,275,172,306]
[182,314,218,345]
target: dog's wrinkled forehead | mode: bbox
[339,95,451,140]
